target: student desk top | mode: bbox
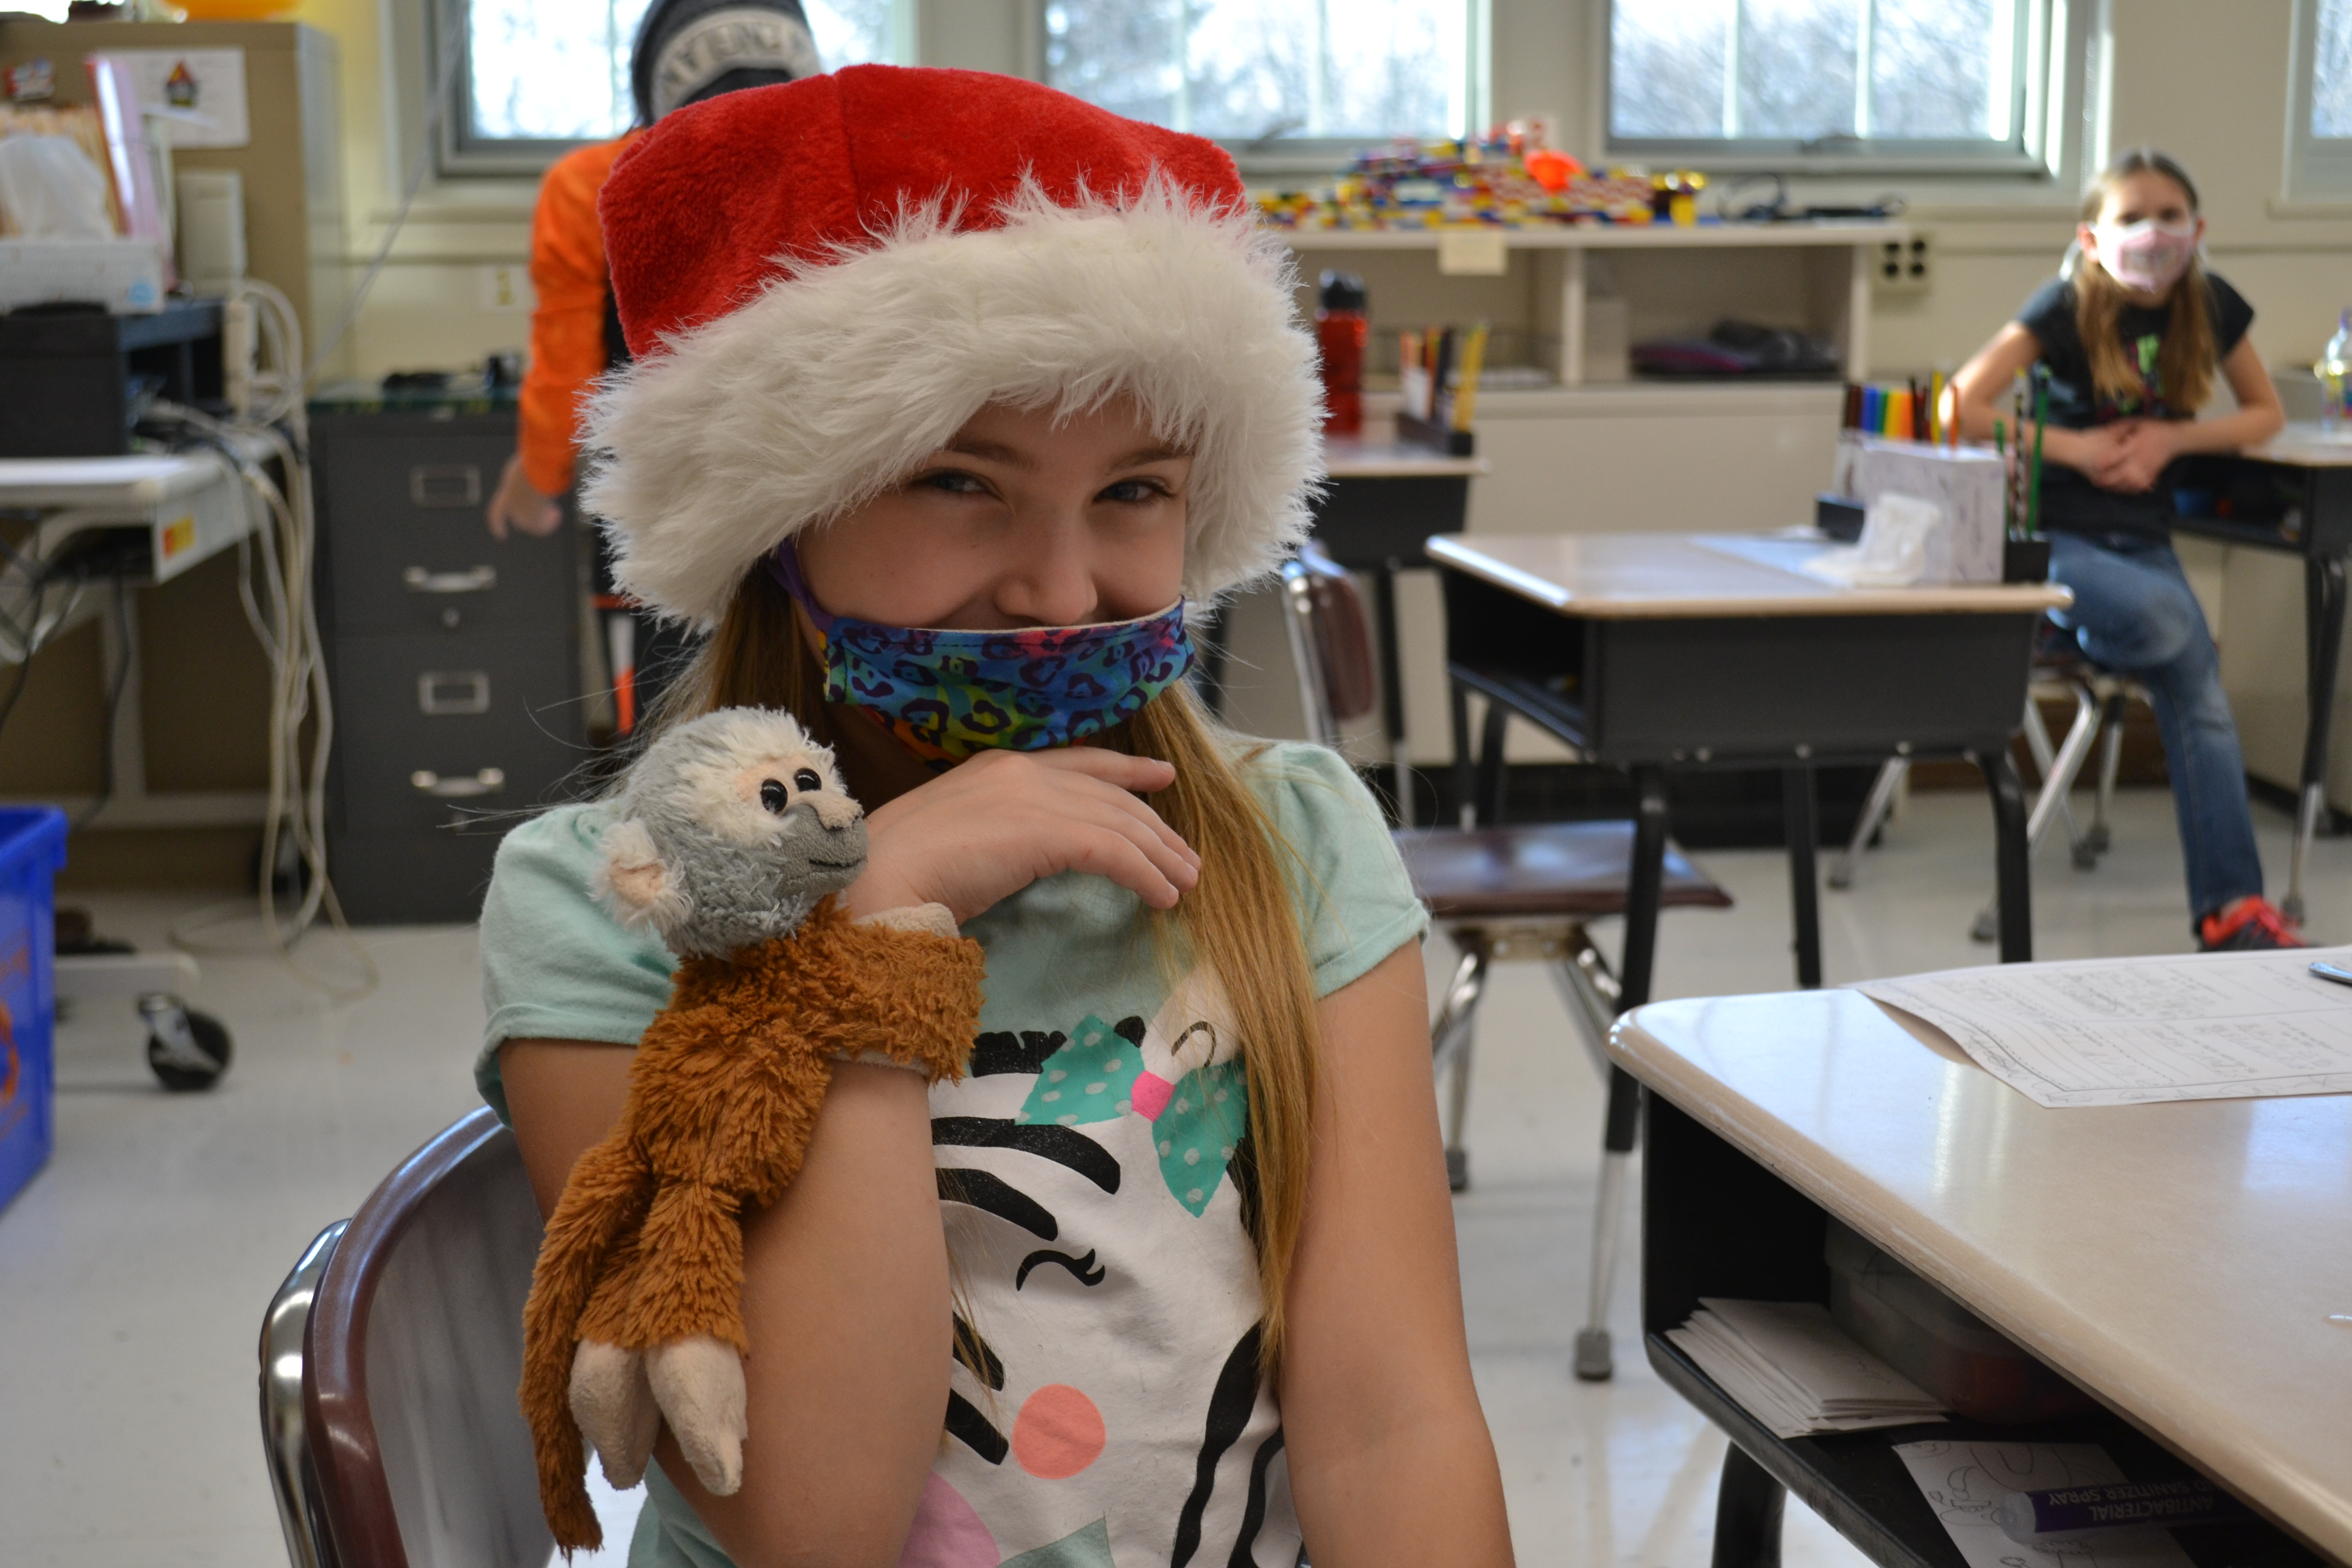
[1426,530,2070,997]
[2174,425,2352,923]
[1613,989,2352,1567]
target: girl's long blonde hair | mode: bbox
[2074,148,2218,415]
[657,567,1325,1373]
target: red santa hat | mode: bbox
[583,64,1324,629]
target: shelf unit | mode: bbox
[1278,220,1909,384]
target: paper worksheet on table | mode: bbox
[1855,947,2352,1108]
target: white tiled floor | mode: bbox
[1,786,2343,1567]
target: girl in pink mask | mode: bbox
[1953,149,2294,950]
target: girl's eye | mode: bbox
[918,470,990,496]
[1099,478,1169,504]
[759,779,790,814]
[792,767,823,793]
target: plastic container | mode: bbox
[1315,270,1368,436]
[2317,310,2350,432]
[0,808,66,1216]
[1825,1217,2092,1423]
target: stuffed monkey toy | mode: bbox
[519,707,984,1551]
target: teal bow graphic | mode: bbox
[1014,1014,1247,1216]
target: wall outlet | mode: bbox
[1874,234,1932,292]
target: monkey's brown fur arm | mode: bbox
[522,898,984,1552]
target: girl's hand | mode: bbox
[487,452,565,540]
[844,748,1199,926]
[2094,419,2179,493]
[2051,420,2133,480]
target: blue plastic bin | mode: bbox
[0,807,66,1215]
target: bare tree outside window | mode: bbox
[2317,0,2352,136]
[1610,0,2019,148]
[1043,1,1469,144]
[464,0,894,143]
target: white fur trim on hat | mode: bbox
[580,177,1325,629]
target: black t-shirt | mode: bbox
[2014,271,2253,537]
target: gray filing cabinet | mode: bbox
[310,393,583,923]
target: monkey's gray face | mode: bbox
[600,708,871,959]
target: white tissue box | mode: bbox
[0,237,167,314]
[1848,439,2005,583]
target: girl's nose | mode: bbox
[993,504,1102,626]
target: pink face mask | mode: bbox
[2092,218,2197,293]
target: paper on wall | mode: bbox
[87,50,248,149]
[1896,1441,2194,1568]
[1857,945,2352,1108]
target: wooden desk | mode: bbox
[2174,426,2352,922]
[1613,989,2351,1568]
[1308,438,1488,823]
[1428,531,2071,990]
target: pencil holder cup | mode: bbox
[2002,537,2051,583]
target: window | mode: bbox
[444,0,901,172]
[1607,0,2040,168]
[2289,0,2352,196]
[1042,1,1482,163]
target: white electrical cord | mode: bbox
[149,279,377,1001]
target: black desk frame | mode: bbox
[1639,1091,2324,1568]
[2173,456,2352,925]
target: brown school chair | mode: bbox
[260,1108,552,1568]
[1278,543,1731,1380]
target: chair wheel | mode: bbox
[1574,1328,1614,1381]
[2071,842,2100,870]
[2085,826,2111,853]
[140,996,231,1092]
[1968,908,2000,944]
[1444,1147,1469,1193]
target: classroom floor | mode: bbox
[2,785,2344,1568]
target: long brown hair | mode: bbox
[654,567,1326,1372]
[2074,148,2218,415]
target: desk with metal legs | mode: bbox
[1614,989,2350,1568]
[2174,427,2352,923]
[1427,530,2069,1378]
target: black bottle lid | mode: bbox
[1318,269,1367,313]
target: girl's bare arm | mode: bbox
[502,1042,947,1568]
[1951,323,2127,476]
[1280,942,1514,1567]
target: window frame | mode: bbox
[1601,0,2062,177]
[2287,0,2352,198]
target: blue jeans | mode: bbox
[2049,532,2264,923]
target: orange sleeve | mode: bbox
[518,135,640,497]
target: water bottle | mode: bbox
[2319,310,2351,432]
[1315,270,1368,436]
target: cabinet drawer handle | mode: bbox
[418,671,491,716]
[410,767,504,799]
[403,565,497,594]
[409,465,482,507]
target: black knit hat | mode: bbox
[628,0,820,125]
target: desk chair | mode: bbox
[260,1108,551,1568]
[1831,639,2142,945]
[1279,544,1731,1380]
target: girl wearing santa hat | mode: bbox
[477,64,1512,1568]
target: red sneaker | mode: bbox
[2197,896,2307,951]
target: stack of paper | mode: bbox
[1669,1298,1945,1438]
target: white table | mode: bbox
[1614,987,2352,1567]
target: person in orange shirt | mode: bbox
[486,0,821,732]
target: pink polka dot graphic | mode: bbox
[895,1472,997,1568]
[1010,1383,1107,1479]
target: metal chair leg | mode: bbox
[1578,1066,1641,1381]
[1971,686,2099,943]
[2087,690,2125,860]
[2020,687,2090,856]
[1429,936,1488,1194]
[1828,756,1906,891]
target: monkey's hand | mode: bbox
[569,1340,660,1488]
[647,1335,749,1494]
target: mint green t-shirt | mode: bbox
[475,741,1426,1568]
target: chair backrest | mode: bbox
[1278,543,1380,747]
[296,1108,552,1568]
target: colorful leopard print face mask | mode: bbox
[768,540,1195,765]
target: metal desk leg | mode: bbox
[1370,560,1413,827]
[2289,555,2347,924]
[1783,765,1821,989]
[1711,1444,1787,1568]
[1978,745,2035,963]
[1449,677,1475,828]
[1476,700,1510,828]
[1578,766,1671,1384]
